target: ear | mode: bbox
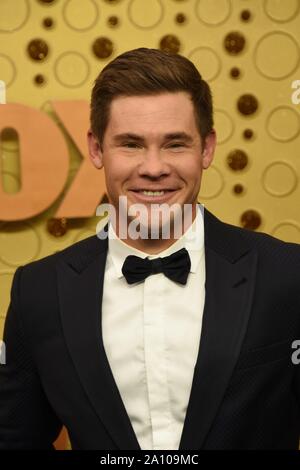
[202,129,217,170]
[87,129,103,169]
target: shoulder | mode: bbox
[231,220,300,261]
[203,207,300,266]
[15,233,106,282]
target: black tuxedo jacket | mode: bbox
[0,207,300,450]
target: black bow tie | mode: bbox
[121,247,191,285]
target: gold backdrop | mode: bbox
[0,0,300,450]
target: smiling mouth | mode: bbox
[127,189,180,204]
[129,189,178,195]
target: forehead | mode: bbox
[107,92,198,136]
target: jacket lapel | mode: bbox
[178,208,258,449]
[56,232,141,450]
[56,207,258,450]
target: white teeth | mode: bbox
[142,190,165,196]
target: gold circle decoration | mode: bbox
[43,17,54,28]
[195,0,231,26]
[254,32,299,80]
[63,0,99,31]
[47,218,68,237]
[0,54,16,87]
[188,47,221,81]
[107,15,120,27]
[213,109,234,144]
[0,222,41,267]
[262,161,297,197]
[227,149,248,171]
[159,35,181,54]
[271,222,300,243]
[27,38,49,61]
[175,13,187,24]
[34,74,46,85]
[224,31,246,54]
[198,165,225,199]
[243,128,254,140]
[240,210,262,230]
[237,94,259,116]
[233,183,244,195]
[92,37,114,59]
[0,0,30,33]
[230,67,241,79]
[240,9,251,22]
[128,0,163,29]
[264,0,300,23]
[266,106,300,142]
[54,51,90,87]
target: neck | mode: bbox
[111,203,198,254]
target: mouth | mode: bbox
[128,189,179,203]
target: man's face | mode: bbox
[88,91,216,236]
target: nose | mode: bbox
[137,148,170,179]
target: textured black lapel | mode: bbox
[56,227,141,450]
[178,207,258,449]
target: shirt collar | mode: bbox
[108,203,205,279]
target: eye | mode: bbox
[168,142,186,149]
[122,142,140,148]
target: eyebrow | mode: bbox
[112,133,143,143]
[112,132,194,144]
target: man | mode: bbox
[0,48,300,450]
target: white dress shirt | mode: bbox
[101,204,206,450]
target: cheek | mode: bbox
[104,159,135,193]
[104,159,127,181]
[179,162,202,185]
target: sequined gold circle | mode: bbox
[240,210,261,230]
[175,13,186,24]
[159,34,181,53]
[43,17,54,28]
[27,38,49,61]
[92,37,114,59]
[240,9,251,21]
[243,128,254,140]
[227,149,249,171]
[230,67,240,78]
[224,31,246,54]
[107,15,119,27]
[34,74,46,85]
[237,94,259,115]
[47,218,68,237]
[233,183,244,195]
